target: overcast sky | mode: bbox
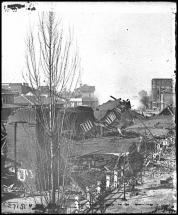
[2,2,176,106]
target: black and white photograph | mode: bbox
[1,2,176,214]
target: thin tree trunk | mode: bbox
[24,11,80,206]
[48,12,55,204]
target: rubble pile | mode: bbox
[68,131,176,213]
[1,96,176,214]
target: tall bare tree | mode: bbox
[23,11,81,206]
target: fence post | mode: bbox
[114,170,118,188]
[100,126,103,137]
[106,174,110,190]
[96,181,101,197]
[74,196,79,213]
[86,186,90,201]
[86,186,90,209]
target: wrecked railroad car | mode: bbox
[3,98,136,193]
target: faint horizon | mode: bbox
[2,2,176,105]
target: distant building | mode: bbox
[14,94,64,107]
[79,84,95,98]
[2,83,32,95]
[74,84,98,109]
[160,91,175,110]
[1,88,18,105]
[68,98,82,107]
[151,78,174,110]
[82,97,98,109]
[1,88,20,121]
[38,85,50,95]
[2,83,65,107]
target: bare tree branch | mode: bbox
[24,11,81,206]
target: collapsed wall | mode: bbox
[4,105,97,192]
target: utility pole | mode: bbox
[12,121,28,179]
[122,155,127,201]
[14,122,17,178]
[123,166,126,200]
[48,11,55,205]
[140,171,143,184]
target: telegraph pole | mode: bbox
[14,122,17,178]
[12,121,28,179]
[48,11,55,205]
[122,155,127,201]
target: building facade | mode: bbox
[151,78,174,110]
[2,83,32,95]
[68,98,83,107]
[1,88,20,121]
[2,88,18,105]
[74,84,98,109]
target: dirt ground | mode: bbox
[2,114,176,214]
[105,151,176,213]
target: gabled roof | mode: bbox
[25,92,34,96]
[14,94,36,105]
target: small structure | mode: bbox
[1,88,20,121]
[68,98,82,107]
[151,78,174,110]
[74,84,98,109]
[2,83,32,95]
